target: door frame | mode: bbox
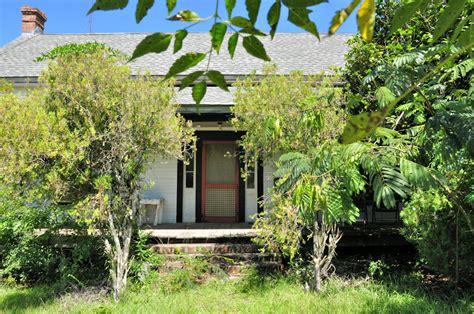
[195,131,246,223]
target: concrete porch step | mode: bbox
[150,243,263,254]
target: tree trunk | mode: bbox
[104,196,136,302]
[313,255,322,292]
[311,220,342,293]
[313,221,323,292]
[105,220,132,302]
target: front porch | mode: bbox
[141,223,407,247]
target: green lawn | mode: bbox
[1,273,472,314]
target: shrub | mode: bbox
[0,188,107,285]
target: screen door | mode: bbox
[201,141,239,222]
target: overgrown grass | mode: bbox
[1,267,472,314]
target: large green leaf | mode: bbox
[230,16,254,29]
[450,12,470,43]
[239,27,267,36]
[288,7,319,38]
[173,29,188,54]
[135,0,154,23]
[168,10,201,22]
[376,86,395,108]
[282,0,327,7]
[210,23,227,54]
[192,80,207,105]
[372,166,409,209]
[329,0,361,35]
[207,70,229,91]
[400,158,436,189]
[356,0,375,41]
[228,33,239,59]
[165,52,207,79]
[246,0,261,24]
[225,0,237,18]
[268,1,282,39]
[179,71,204,90]
[166,0,176,15]
[340,104,393,144]
[242,36,271,61]
[88,0,128,14]
[130,33,172,60]
[389,0,430,34]
[433,0,468,41]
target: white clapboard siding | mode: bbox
[141,158,177,223]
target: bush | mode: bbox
[401,188,474,282]
[0,189,107,285]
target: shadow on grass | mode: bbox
[0,285,58,312]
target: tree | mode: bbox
[232,68,415,291]
[0,43,193,300]
[342,0,473,282]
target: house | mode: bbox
[1,5,357,225]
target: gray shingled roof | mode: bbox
[0,32,352,78]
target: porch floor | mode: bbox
[141,223,407,246]
[142,223,255,239]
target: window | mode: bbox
[185,155,194,188]
[246,159,255,189]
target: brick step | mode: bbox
[162,252,281,263]
[149,243,263,254]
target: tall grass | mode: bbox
[1,270,471,314]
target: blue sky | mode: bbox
[0,0,357,47]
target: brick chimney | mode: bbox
[20,5,47,34]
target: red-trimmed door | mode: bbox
[201,140,239,222]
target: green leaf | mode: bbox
[433,0,468,41]
[192,80,207,105]
[173,29,188,54]
[288,7,319,39]
[179,71,204,90]
[168,10,201,22]
[375,86,395,108]
[239,28,267,36]
[166,0,176,15]
[165,52,207,79]
[329,0,361,35]
[130,33,172,60]
[389,0,430,34]
[268,1,282,39]
[228,33,239,59]
[340,104,393,144]
[88,0,128,14]
[136,0,154,23]
[282,0,327,7]
[210,23,227,54]
[450,12,470,43]
[457,21,473,49]
[242,35,271,61]
[356,0,375,42]
[400,158,436,189]
[246,0,261,24]
[225,0,237,18]
[207,70,229,91]
[230,16,254,29]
